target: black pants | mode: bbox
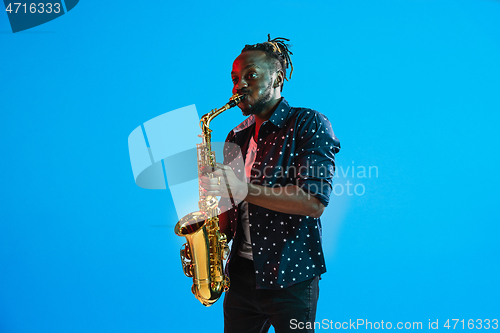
[224,255,320,333]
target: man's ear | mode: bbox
[274,70,284,88]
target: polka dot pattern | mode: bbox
[221,98,340,289]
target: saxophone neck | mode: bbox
[199,93,245,134]
[200,118,212,139]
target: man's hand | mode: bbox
[200,163,325,218]
[199,163,248,201]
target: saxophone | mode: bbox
[174,93,245,306]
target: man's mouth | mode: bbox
[238,90,250,97]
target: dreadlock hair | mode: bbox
[241,34,293,92]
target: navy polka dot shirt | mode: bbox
[220,98,341,289]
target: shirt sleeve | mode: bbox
[294,111,340,207]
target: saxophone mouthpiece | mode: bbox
[228,94,245,108]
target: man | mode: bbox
[200,36,340,333]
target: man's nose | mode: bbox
[235,78,248,90]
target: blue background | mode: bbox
[1,0,499,332]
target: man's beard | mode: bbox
[241,80,274,116]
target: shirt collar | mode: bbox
[232,98,292,133]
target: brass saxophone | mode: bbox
[174,93,245,306]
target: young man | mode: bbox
[200,36,341,333]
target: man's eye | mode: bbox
[232,77,238,84]
[247,73,257,79]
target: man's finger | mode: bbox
[216,163,232,171]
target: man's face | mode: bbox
[231,50,277,116]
